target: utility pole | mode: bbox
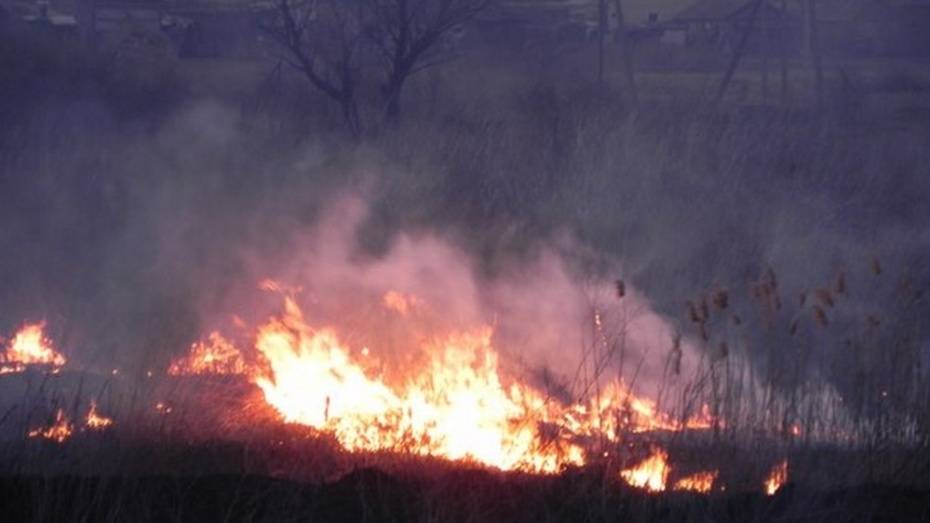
[613,0,639,107]
[76,0,97,52]
[805,0,824,108]
[714,0,764,106]
[597,0,608,85]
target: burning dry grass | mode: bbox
[0,323,65,374]
[1,256,926,497]
[764,460,789,496]
[673,470,719,494]
[166,289,715,474]
[27,410,73,444]
[619,446,670,492]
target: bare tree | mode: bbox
[264,0,490,135]
[264,0,366,136]
[366,0,490,123]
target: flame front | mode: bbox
[764,460,788,495]
[673,470,718,493]
[29,409,73,443]
[252,297,583,472]
[170,290,717,473]
[620,447,670,492]
[1,323,66,373]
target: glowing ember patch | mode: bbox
[1,323,66,373]
[168,332,246,376]
[0,363,25,375]
[28,410,73,443]
[155,402,173,414]
[85,402,114,430]
[620,447,670,492]
[764,460,789,495]
[673,470,718,493]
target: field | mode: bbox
[1,13,930,521]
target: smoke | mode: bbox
[1,88,928,412]
[203,192,699,400]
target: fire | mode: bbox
[764,460,789,495]
[28,409,73,443]
[382,290,420,315]
[168,332,246,376]
[0,323,66,373]
[620,447,670,492]
[169,289,720,473]
[252,297,583,472]
[673,470,719,493]
[85,402,114,430]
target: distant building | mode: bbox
[662,0,797,54]
[809,0,930,56]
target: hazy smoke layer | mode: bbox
[1,96,928,406]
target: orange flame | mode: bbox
[673,470,718,493]
[28,409,73,443]
[168,332,246,376]
[85,402,114,430]
[382,291,420,315]
[170,291,721,473]
[252,297,583,472]
[764,460,788,495]
[1,323,66,373]
[620,447,670,492]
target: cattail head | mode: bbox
[789,319,798,336]
[799,291,807,307]
[834,271,846,294]
[815,288,834,308]
[670,333,682,375]
[615,279,626,299]
[713,288,729,310]
[765,268,778,290]
[687,301,701,323]
[813,306,829,327]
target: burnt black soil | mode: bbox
[0,468,928,522]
